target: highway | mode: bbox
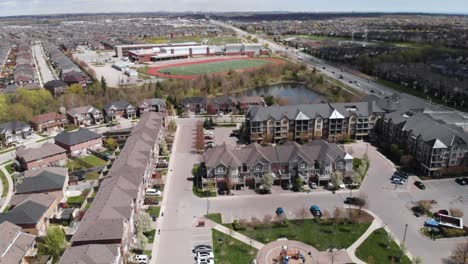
[211,19,456,113]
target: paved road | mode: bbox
[33,42,57,84]
[211,19,455,114]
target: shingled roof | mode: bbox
[16,143,66,163]
[0,194,55,225]
[54,128,101,146]
[16,167,67,194]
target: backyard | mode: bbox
[356,228,412,264]
[212,229,257,264]
[66,155,107,171]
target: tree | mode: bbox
[264,95,276,106]
[135,231,148,251]
[450,208,464,218]
[356,193,368,215]
[65,84,85,95]
[330,171,343,189]
[137,212,153,233]
[154,81,163,98]
[260,173,274,190]
[0,94,8,122]
[417,200,432,214]
[412,256,423,264]
[101,76,108,94]
[38,225,66,263]
[450,240,468,264]
[104,137,118,150]
[8,103,33,122]
[195,121,205,152]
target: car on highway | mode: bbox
[414,181,426,190]
[193,245,212,254]
[455,178,467,185]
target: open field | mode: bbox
[147,57,282,80]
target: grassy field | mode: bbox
[80,155,107,167]
[231,219,371,251]
[158,59,270,76]
[356,228,412,264]
[148,206,161,218]
[212,229,257,264]
[145,36,241,45]
[205,213,222,224]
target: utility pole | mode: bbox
[403,224,408,243]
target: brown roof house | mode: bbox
[63,71,87,87]
[59,244,122,264]
[15,143,67,171]
[15,167,68,203]
[54,128,102,156]
[44,80,68,96]
[0,221,36,264]
[0,193,57,236]
[30,112,68,133]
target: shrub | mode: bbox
[273,219,290,228]
[232,220,246,231]
[440,227,467,238]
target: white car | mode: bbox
[133,254,148,264]
[197,259,214,264]
[196,252,214,260]
[146,188,162,196]
[204,131,214,136]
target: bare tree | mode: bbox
[263,214,273,226]
[417,200,433,214]
[450,240,468,264]
[322,209,331,220]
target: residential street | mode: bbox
[33,42,57,84]
[153,117,463,264]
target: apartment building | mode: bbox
[202,140,354,190]
[376,108,468,176]
[246,102,384,143]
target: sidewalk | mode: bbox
[205,219,265,250]
[0,165,13,212]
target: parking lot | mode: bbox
[212,126,240,147]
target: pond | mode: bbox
[236,83,324,105]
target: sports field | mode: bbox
[146,57,283,80]
[157,59,269,76]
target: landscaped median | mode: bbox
[0,169,8,198]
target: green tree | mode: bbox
[38,226,66,263]
[0,94,8,122]
[8,103,33,121]
[65,84,85,95]
[264,95,276,106]
[260,173,274,190]
[101,76,107,94]
[330,170,343,189]
[154,81,163,98]
[104,137,118,150]
[135,231,148,251]
[137,212,153,233]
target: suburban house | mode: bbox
[0,193,57,236]
[103,101,137,120]
[30,112,68,133]
[59,244,122,264]
[54,128,102,156]
[16,167,68,203]
[67,105,103,126]
[181,97,207,113]
[202,140,354,190]
[44,80,68,96]
[15,143,67,171]
[238,96,266,112]
[62,71,87,87]
[209,96,237,114]
[0,121,33,145]
[376,108,468,176]
[138,98,167,115]
[62,112,164,260]
[0,221,36,264]
[246,102,385,143]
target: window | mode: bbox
[216,166,225,174]
[300,163,306,169]
[255,164,262,172]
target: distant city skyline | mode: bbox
[1,0,468,17]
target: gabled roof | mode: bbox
[103,101,134,111]
[0,221,36,264]
[44,80,67,88]
[31,112,65,124]
[139,98,166,108]
[0,194,54,225]
[59,244,120,264]
[16,143,66,163]
[16,168,67,194]
[329,109,345,119]
[0,121,30,134]
[67,105,102,117]
[54,128,101,146]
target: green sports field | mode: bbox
[157,59,270,76]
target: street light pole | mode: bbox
[403,224,408,243]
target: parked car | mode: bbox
[391,178,404,185]
[196,252,214,260]
[309,182,318,189]
[435,209,449,217]
[276,207,285,216]
[310,205,322,218]
[146,188,162,196]
[391,175,405,183]
[204,131,214,136]
[256,186,271,195]
[395,170,409,179]
[455,178,467,185]
[414,181,426,190]
[193,245,212,253]
[281,183,292,190]
[133,254,148,264]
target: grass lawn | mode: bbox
[85,172,100,181]
[356,228,412,264]
[144,229,156,243]
[147,206,161,218]
[143,250,152,257]
[205,213,222,224]
[157,59,270,76]
[67,195,86,205]
[212,229,257,264]
[205,36,242,45]
[5,163,15,175]
[0,170,8,197]
[232,219,371,251]
[79,155,107,167]
[192,185,217,198]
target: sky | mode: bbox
[0,0,467,17]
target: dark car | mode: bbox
[455,178,467,185]
[193,245,212,253]
[256,186,271,195]
[344,197,358,205]
[395,170,409,179]
[281,183,292,190]
[435,209,449,217]
[414,181,425,190]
